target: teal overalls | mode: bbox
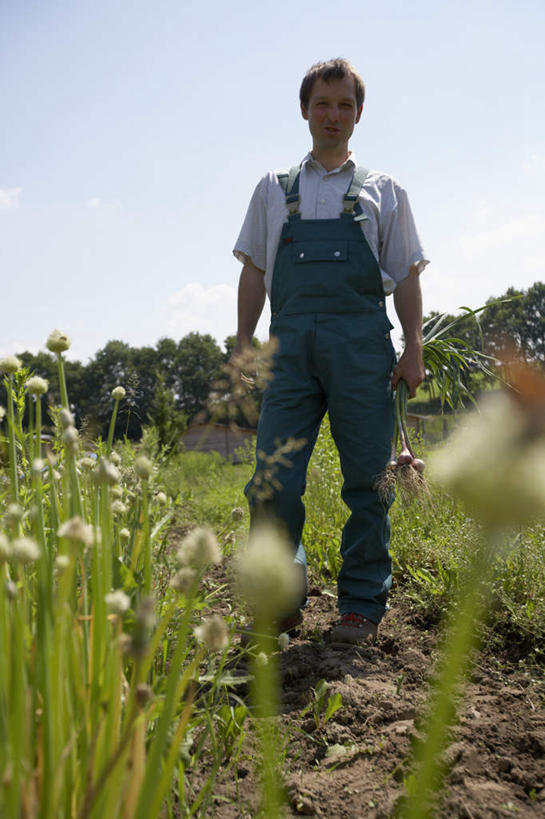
[246,166,396,623]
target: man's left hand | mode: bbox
[391,345,425,398]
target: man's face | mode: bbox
[301,75,363,153]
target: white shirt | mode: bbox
[233,152,429,297]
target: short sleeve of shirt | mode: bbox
[377,177,428,287]
[233,175,270,272]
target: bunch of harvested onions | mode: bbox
[376,377,429,504]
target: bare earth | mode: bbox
[190,567,545,818]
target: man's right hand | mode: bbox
[228,343,257,389]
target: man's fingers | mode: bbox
[240,372,256,387]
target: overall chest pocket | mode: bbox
[293,240,348,264]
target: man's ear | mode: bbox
[355,104,363,124]
[300,102,309,121]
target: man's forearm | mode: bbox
[235,259,266,352]
[391,265,425,396]
[393,265,423,349]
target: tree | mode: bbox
[477,287,526,363]
[81,340,146,439]
[176,333,224,420]
[147,371,187,453]
[520,282,545,363]
[422,283,545,379]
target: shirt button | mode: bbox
[384,332,390,339]
[319,199,326,204]
[299,252,305,258]
[378,300,384,307]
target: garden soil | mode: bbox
[189,565,545,818]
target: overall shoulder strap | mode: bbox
[343,166,369,215]
[277,165,302,215]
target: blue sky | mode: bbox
[2,0,544,362]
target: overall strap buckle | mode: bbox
[278,165,302,215]
[343,166,369,214]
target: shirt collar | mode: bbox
[302,151,356,176]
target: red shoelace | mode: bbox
[338,613,368,628]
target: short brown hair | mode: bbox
[299,58,365,109]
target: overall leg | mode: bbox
[245,316,326,551]
[318,313,395,624]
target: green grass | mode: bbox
[160,449,252,545]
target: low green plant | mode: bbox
[303,415,346,579]
[301,679,343,731]
[0,339,244,819]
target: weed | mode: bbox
[301,679,343,731]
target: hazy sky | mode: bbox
[2,0,544,362]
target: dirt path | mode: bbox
[193,573,545,818]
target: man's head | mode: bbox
[300,59,364,160]
[299,58,365,111]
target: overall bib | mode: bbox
[246,166,396,623]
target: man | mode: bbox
[232,59,428,645]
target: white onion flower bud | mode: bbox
[119,527,131,543]
[110,451,122,466]
[236,525,300,621]
[95,457,120,486]
[112,386,126,401]
[6,504,24,524]
[5,580,17,600]
[79,456,96,470]
[60,408,74,428]
[431,391,545,528]
[63,426,79,452]
[106,589,130,615]
[55,554,70,571]
[176,527,222,570]
[31,459,44,476]
[193,615,229,651]
[111,485,123,499]
[57,516,94,546]
[0,355,22,374]
[135,596,156,631]
[170,567,196,594]
[25,376,48,395]
[118,633,132,654]
[155,491,167,505]
[134,455,153,480]
[12,537,40,564]
[0,406,5,422]
[111,500,127,516]
[278,632,290,651]
[46,329,71,353]
[0,534,11,563]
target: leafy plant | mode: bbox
[301,679,343,731]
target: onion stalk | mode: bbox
[377,301,507,504]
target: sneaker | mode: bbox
[240,609,303,648]
[330,613,378,646]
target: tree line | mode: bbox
[424,282,545,364]
[1,333,257,447]
[3,281,543,444]
[420,281,545,404]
